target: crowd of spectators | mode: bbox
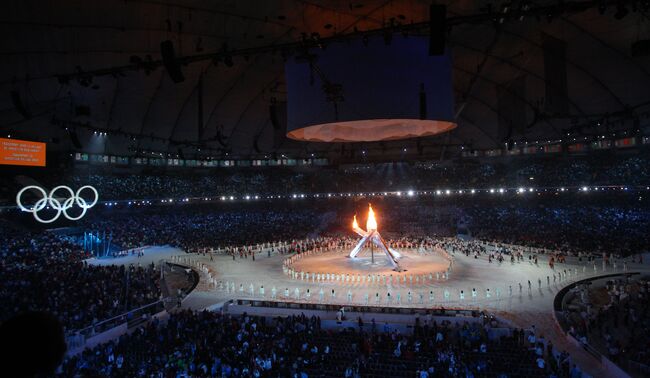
[329,196,650,257]
[65,151,649,200]
[68,192,650,258]
[1,151,649,204]
[3,151,648,377]
[0,222,161,332]
[463,201,650,257]
[59,310,579,378]
[82,206,330,252]
[563,277,650,373]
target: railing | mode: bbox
[65,261,202,352]
[164,262,200,296]
[232,298,485,317]
[65,300,166,350]
[554,273,642,378]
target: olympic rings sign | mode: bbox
[16,185,99,223]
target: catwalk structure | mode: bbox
[349,205,403,271]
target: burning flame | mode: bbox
[366,204,377,231]
[352,214,359,229]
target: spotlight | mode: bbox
[407,190,414,196]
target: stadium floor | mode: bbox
[88,246,650,378]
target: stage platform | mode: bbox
[290,248,450,276]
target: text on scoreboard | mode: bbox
[0,138,46,167]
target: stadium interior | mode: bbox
[1,1,650,377]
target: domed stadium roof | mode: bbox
[1,0,649,160]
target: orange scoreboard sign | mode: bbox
[0,138,46,167]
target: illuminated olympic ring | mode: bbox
[16,185,99,223]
